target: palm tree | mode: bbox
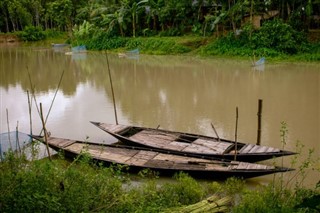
[126,0,148,37]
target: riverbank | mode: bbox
[2,31,320,63]
[75,36,320,63]
[1,147,319,212]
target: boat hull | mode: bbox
[91,122,296,163]
[31,135,293,179]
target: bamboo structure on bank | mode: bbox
[167,195,232,213]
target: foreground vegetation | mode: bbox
[0,138,319,213]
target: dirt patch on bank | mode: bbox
[308,29,320,42]
[0,34,20,43]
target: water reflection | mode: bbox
[0,45,319,187]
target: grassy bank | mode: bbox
[68,20,320,62]
[4,24,320,63]
[1,141,319,213]
[70,34,320,63]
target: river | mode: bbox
[0,43,319,187]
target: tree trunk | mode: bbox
[132,13,136,37]
[5,16,9,32]
[10,16,16,31]
[118,22,124,37]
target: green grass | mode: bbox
[1,139,319,213]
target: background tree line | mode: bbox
[1,0,319,37]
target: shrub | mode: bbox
[251,19,308,54]
[19,26,46,41]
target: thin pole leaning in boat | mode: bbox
[105,51,118,124]
[211,122,220,142]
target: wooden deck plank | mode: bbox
[144,159,174,168]
[129,130,174,146]
[193,139,233,154]
[168,141,189,151]
[129,131,191,152]
[254,146,270,153]
[55,138,76,148]
[48,138,66,146]
[65,143,86,153]
[173,162,206,170]
[266,147,280,153]
[239,144,255,153]
[138,130,178,141]
[248,145,262,153]
[235,162,249,170]
[181,144,222,154]
[100,123,129,134]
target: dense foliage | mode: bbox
[200,19,319,58]
[1,0,319,60]
[0,147,212,212]
[1,0,319,36]
[18,26,46,41]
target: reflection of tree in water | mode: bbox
[1,47,77,95]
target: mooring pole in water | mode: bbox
[234,107,239,160]
[105,51,118,125]
[40,103,52,161]
[234,107,239,161]
[256,99,263,145]
[16,122,21,155]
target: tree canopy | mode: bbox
[0,0,319,36]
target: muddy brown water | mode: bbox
[1,44,319,187]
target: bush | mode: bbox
[201,19,312,57]
[19,26,46,41]
[251,19,308,54]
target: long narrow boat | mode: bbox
[31,135,293,179]
[91,122,296,163]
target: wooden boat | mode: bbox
[30,135,293,179]
[91,122,296,163]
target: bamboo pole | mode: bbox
[40,103,52,161]
[234,107,239,161]
[6,108,12,149]
[27,90,33,136]
[256,99,263,145]
[16,121,21,155]
[44,69,65,124]
[105,51,118,125]
[27,69,40,117]
[210,122,220,142]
